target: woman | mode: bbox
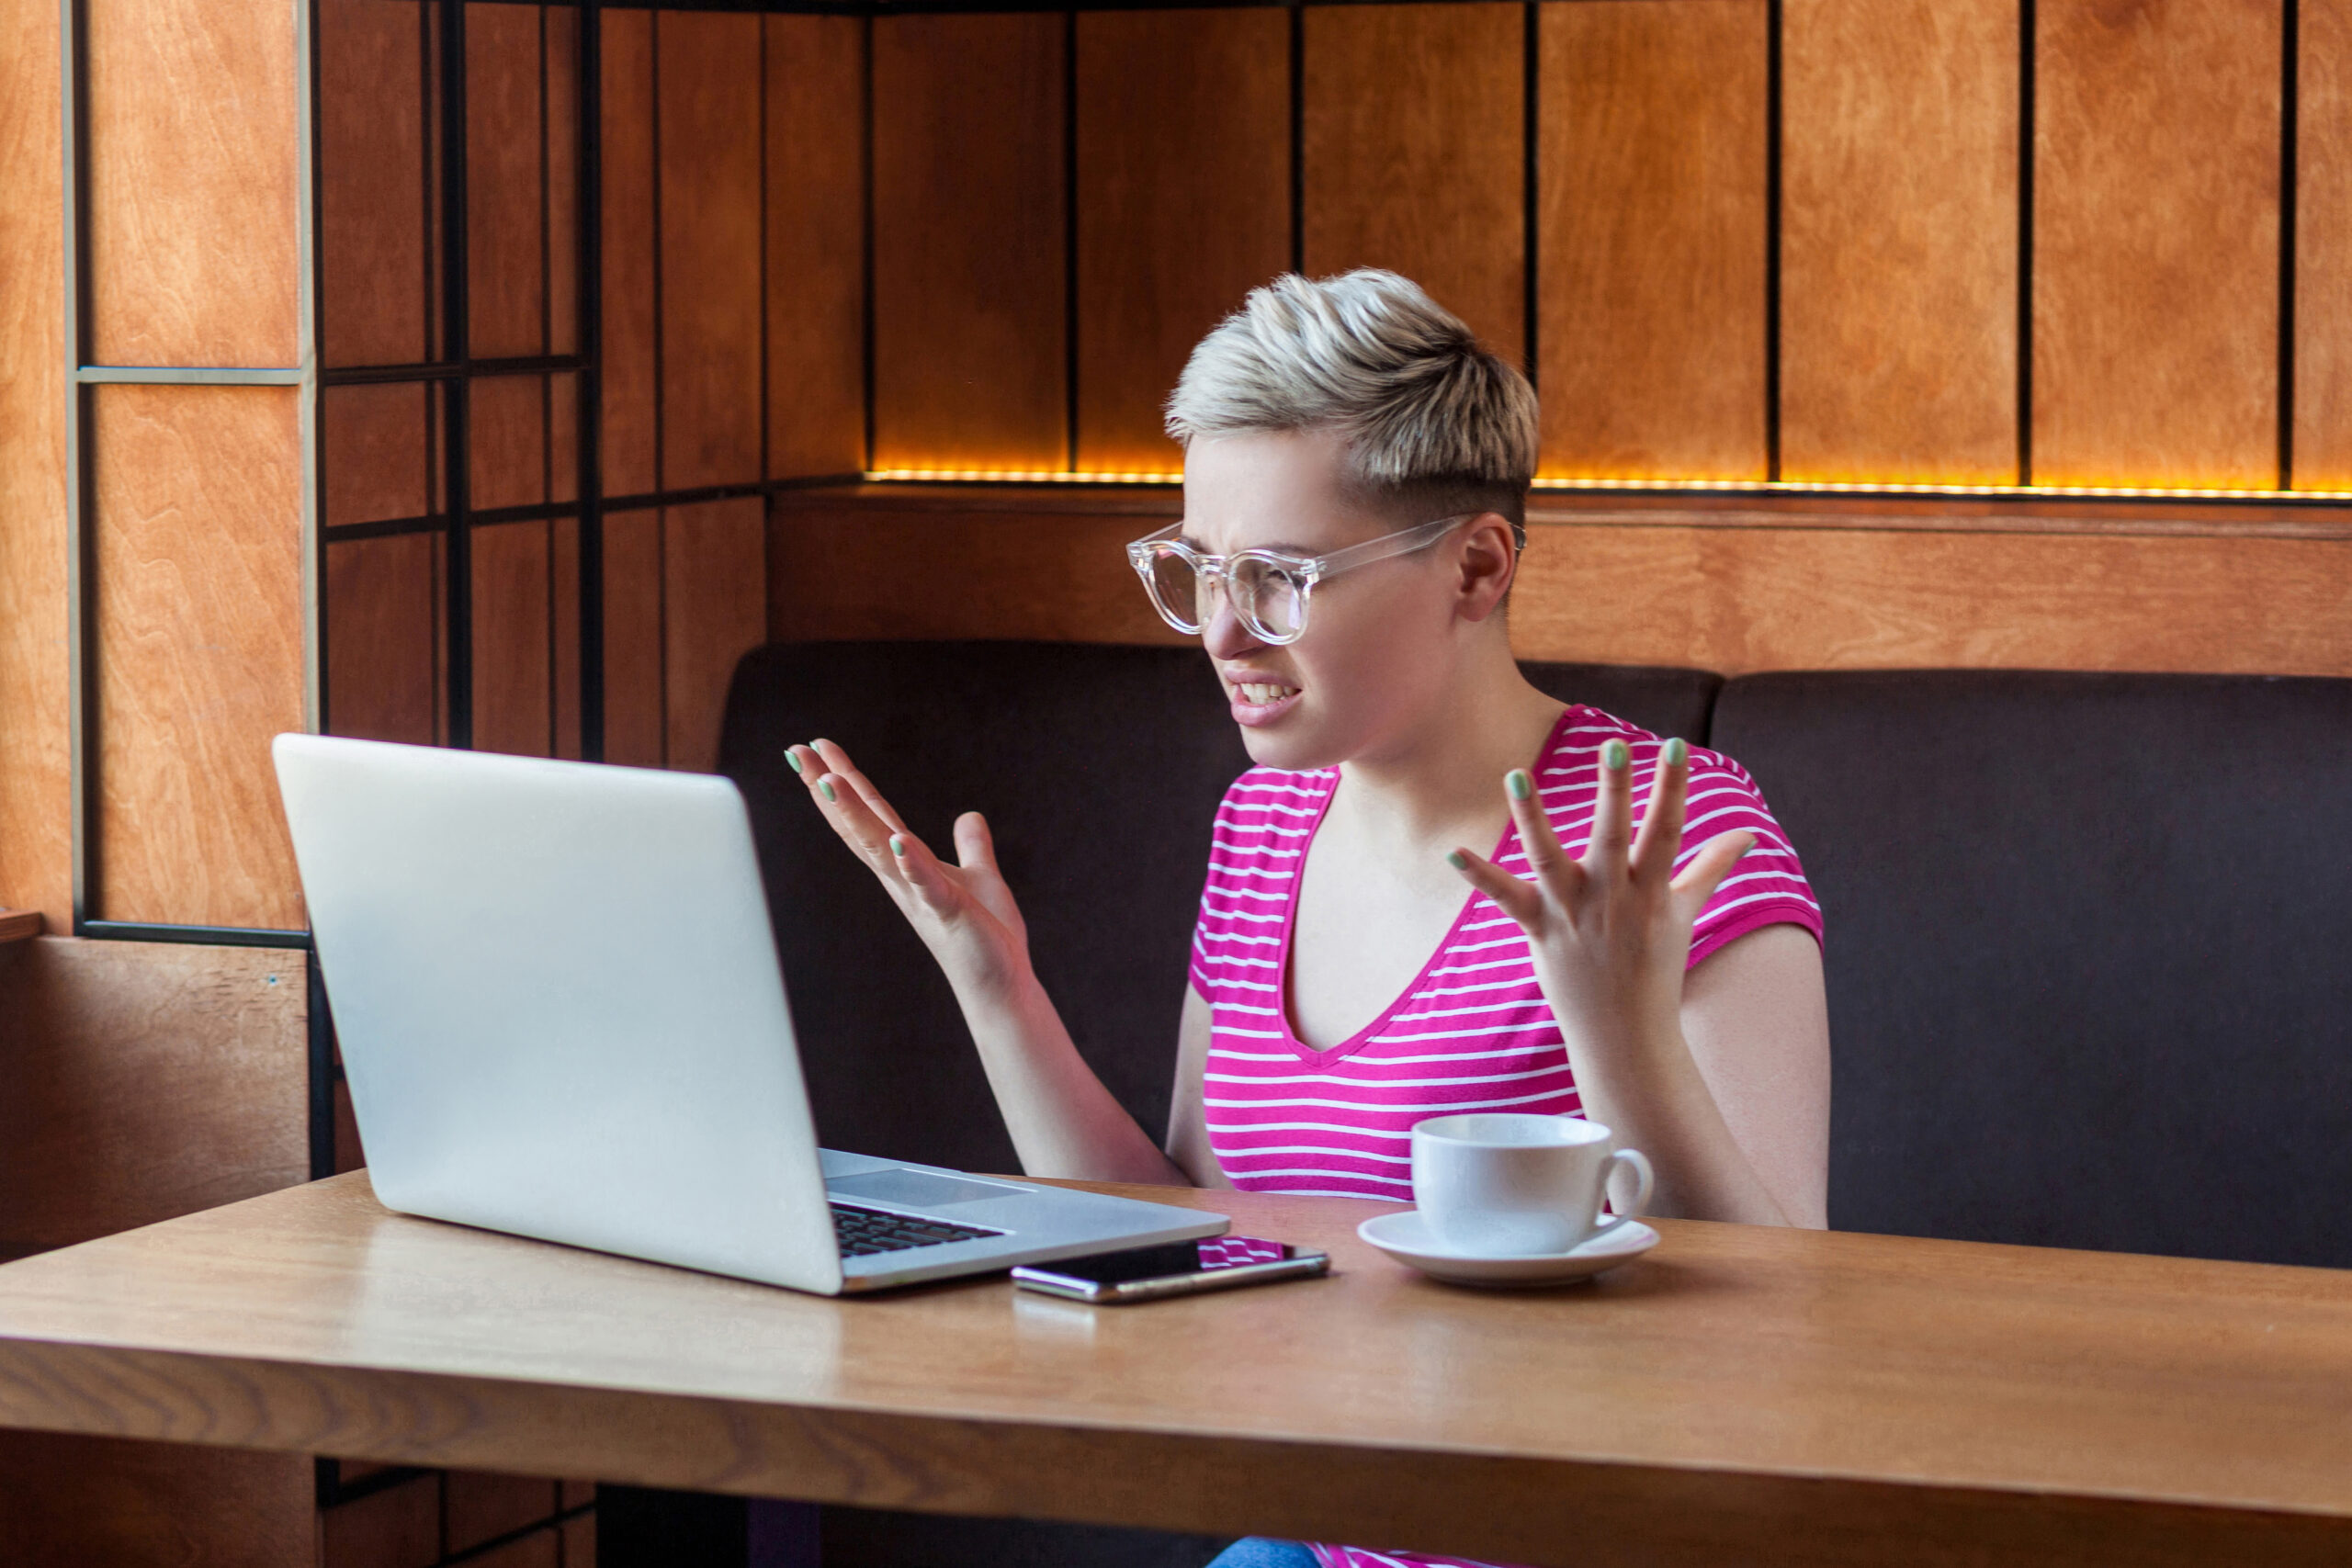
[787,271,1828,1568]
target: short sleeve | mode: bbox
[1679,750,1823,968]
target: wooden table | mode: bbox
[0,1175,2349,1567]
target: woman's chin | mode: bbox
[1238,719,1340,774]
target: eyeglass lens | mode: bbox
[1148,551,1307,642]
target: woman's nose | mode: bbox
[1199,586,1261,659]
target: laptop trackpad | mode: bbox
[828,1168,1025,1208]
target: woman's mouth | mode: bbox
[1227,678,1303,726]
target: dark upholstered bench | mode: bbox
[717,640,2352,1568]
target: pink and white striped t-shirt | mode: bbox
[1187,708,1821,1568]
[1188,705,1822,1203]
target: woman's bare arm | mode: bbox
[1164,985,1230,1189]
[789,739,1184,1185]
[1679,924,1830,1227]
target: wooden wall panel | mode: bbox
[663,499,767,773]
[602,7,659,497]
[768,498,2352,678]
[552,514,582,759]
[92,386,305,929]
[320,0,429,367]
[659,10,764,490]
[1539,0,1770,480]
[2296,0,2352,488]
[467,1,548,360]
[1781,0,2019,484]
[603,509,666,767]
[471,522,554,759]
[1075,8,1290,474]
[2033,0,2281,488]
[763,13,866,479]
[1303,5,1524,359]
[871,13,1067,471]
[0,937,307,1258]
[470,374,549,512]
[324,382,431,527]
[0,1431,311,1568]
[0,0,70,931]
[770,504,1185,648]
[327,534,438,746]
[85,0,300,367]
[545,6,580,358]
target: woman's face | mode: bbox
[1178,429,1497,773]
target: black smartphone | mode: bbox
[1012,1235,1330,1303]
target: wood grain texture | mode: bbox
[768,502,1184,647]
[0,0,71,931]
[2033,0,2282,488]
[0,1431,311,1568]
[324,382,432,527]
[471,522,554,759]
[763,13,865,478]
[662,499,766,773]
[871,13,1067,471]
[1303,5,1522,357]
[1781,0,2020,484]
[1539,0,1770,480]
[601,8,658,496]
[659,10,764,490]
[552,513,582,760]
[92,386,306,929]
[470,374,549,512]
[466,0,548,360]
[603,509,665,767]
[1075,8,1291,472]
[545,6,579,359]
[447,1472,563,1555]
[0,910,43,943]
[0,937,307,1258]
[2295,0,2352,487]
[327,533,439,746]
[11,1177,2352,1566]
[320,0,430,367]
[321,1472,438,1568]
[85,0,300,367]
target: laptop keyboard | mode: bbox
[831,1201,1003,1258]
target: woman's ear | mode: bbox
[1453,513,1521,624]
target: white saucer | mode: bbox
[1356,1209,1658,1288]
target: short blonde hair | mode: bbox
[1165,270,1538,528]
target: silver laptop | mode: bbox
[273,733,1226,1294]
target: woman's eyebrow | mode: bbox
[1175,526,1318,555]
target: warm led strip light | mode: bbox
[865,468,2352,503]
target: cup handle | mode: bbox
[1585,1148,1655,1242]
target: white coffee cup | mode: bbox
[1410,1113,1655,1256]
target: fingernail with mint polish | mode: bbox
[1506,769,1533,801]
[1665,737,1688,767]
[1445,849,1470,871]
[1603,739,1630,771]
[818,778,837,803]
[786,749,804,775]
[890,835,906,858]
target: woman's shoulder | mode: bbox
[1543,705,1764,789]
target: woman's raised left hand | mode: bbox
[1444,737,1752,1061]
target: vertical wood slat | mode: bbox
[871,13,1067,472]
[326,535,438,747]
[323,383,431,528]
[659,11,764,492]
[1780,0,2021,485]
[1302,4,1525,361]
[2032,0,2282,489]
[466,1,548,361]
[84,0,301,367]
[0,0,71,928]
[1075,8,1291,475]
[471,521,554,759]
[602,8,658,498]
[92,387,306,930]
[662,499,767,773]
[603,510,665,768]
[2297,0,2352,488]
[764,13,865,479]
[1539,0,1770,482]
[546,5,580,359]
[319,0,430,368]
[469,375,548,513]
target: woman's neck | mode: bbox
[1331,638,1566,848]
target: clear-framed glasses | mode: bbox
[1125,513,1475,646]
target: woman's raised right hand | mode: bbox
[786,739,1035,996]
